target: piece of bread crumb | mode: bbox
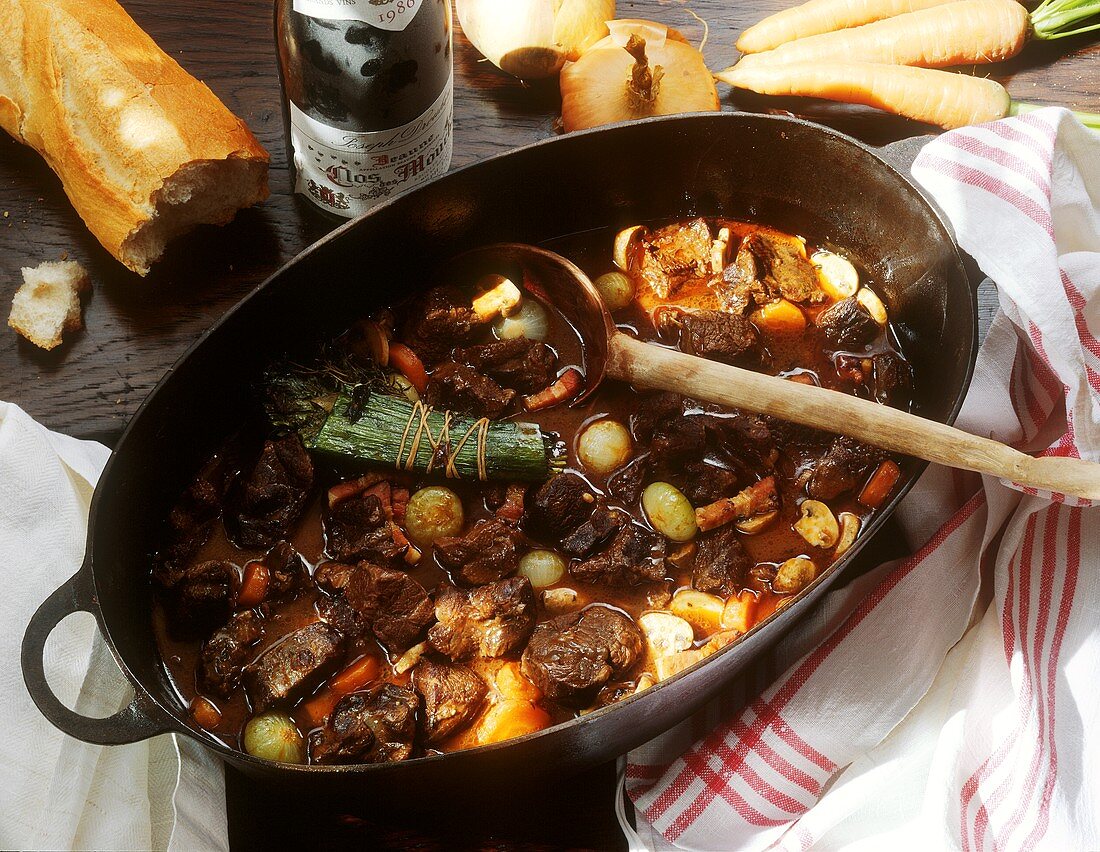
[8,260,91,350]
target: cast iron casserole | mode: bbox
[22,113,976,796]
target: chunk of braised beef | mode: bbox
[233,435,314,549]
[570,523,666,586]
[703,410,778,472]
[162,452,237,568]
[260,541,309,600]
[650,416,707,466]
[428,576,536,661]
[658,309,759,364]
[692,526,751,596]
[630,392,684,445]
[680,461,741,505]
[314,561,355,595]
[521,605,644,702]
[525,472,596,538]
[412,660,487,743]
[199,610,264,697]
[607,454,651,505]
[817,297,879,348]
[745,232,825,304]
[160,560,239,639]
[400,286,481,366]
[423,361,516,419]
[561,506,628,558]
[455,338,557,394]
[637,218,713,299]
[434,518,518,585]
[244,621,345,712]
[309,684,419,765]
[315,594,363,641]
[326,492,403,565]
[872,351,911,404]
[805,436,884,500]
[709,241,769,314]
[342,562,435,652]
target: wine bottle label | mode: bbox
[292,0,423,31]
[290,76,453,218]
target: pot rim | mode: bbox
[79,111,977,771]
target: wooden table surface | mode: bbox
[2,1,1097,849]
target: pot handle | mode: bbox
[876,134,936,174]
[21,567,177,745]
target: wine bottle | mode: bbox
[275,0,453,218]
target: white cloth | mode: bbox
[0,401,229,851]
[621,108,1100,851]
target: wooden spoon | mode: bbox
[453,244,1100,501]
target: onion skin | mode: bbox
[560,21,719,132]
[456,0,614,80]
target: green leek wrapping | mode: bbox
[309,393,552,481]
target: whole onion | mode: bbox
[456,0,615,80]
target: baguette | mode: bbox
[0,0,270,275]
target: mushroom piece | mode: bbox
[773,557,817,594]
[794,500,840,549]
[835,512,862,556]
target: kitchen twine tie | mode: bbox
[622,108,1100,852]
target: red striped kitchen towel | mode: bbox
[621,108,1100,851]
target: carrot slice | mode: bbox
[858,460,901,508]
[298,655,382,729]
[190,696,222,729]
[297,691,341,730]
[523,368,584,411]
[389,342,429,393]
[238,561,269,608]
[477,699,552,745]
[751,299,807,334]
[329,655,381,695]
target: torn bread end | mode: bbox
[8,260,91,350]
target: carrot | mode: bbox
[297,655,381,728]
[737,0,959,54]
[190,696,222,729]
[329,655,382,694]
[476,699,552,744]
[751,298,807,334]
[731,0,1031,71]
[297,691,341,730]
[238,561,269,608]
[718,61,1010,130]
[388,342,429,394]
[522,367,584,411]
[859,459,902,508]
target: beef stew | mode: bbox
[152,217,913,765]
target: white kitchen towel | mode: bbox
[0,401,229,851]
[621,108,1100,851]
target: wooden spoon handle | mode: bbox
[607,333,1100,501]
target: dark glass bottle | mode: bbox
[275,0,453,218]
